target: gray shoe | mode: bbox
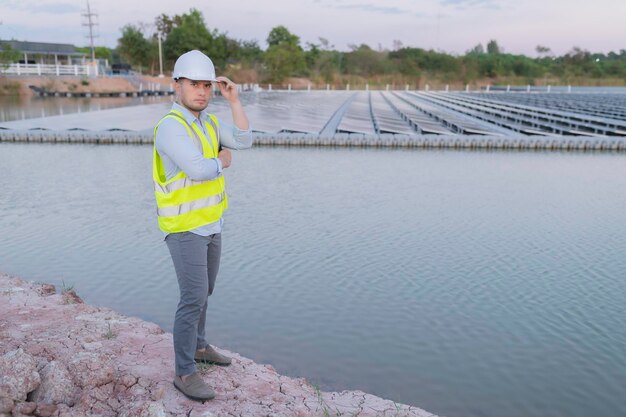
[195,345,232,366]
[173,372,215,401]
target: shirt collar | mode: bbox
[171,102,210,125]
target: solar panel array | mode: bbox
[234,91,626,138]
[1,90,626,151]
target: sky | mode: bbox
[0,0,624,56]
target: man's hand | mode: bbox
[218,149,232,169]
[215,76,250,131]
[215,76,239,104]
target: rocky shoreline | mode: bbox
[0,273,436,417]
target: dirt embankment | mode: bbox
[0,273,436,417]
[0,76,175,97]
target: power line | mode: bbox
[81,1,99,62]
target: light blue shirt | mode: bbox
[155,102,253,236]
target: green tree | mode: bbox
[467,43,484,55]
[317,50,343,82]
[312,38,343,82]
[235,40,263,65]
[154,13,182,36]
[343,44,390,76]
[263,26,306,82]
[266,25,300,48]
[163,9,212,60]
[486,40,501,54]
[305,42,321,71]
[478,55,504,77]
[117,24,152,71]
[264,45,306,82]
[390,47,458,78]
[303,41,342,83]
[563,47,593,76]
[0,42,21,70]
[535,45,551,56]
[162,9,230,70]
[76,46,113,62]
[113,15,626,85]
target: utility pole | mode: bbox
[157,32,164,78]
[82,1,98,64]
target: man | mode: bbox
[153,50,252,401]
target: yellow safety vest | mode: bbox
[153,110,228,233]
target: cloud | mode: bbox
[439,0,501,9]
[1,0,622,55]
[321,1,409,15]
[3,1,81,14]
[37,3,82,14]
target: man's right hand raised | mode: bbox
[218,149,232,169]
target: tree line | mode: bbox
[23,8,626,87]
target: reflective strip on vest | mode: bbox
[153,110,226,233]
[154,176,205,194]
[157,192,225,217]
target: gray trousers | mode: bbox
[165,232,222,376]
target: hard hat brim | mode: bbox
[174,76,218,82]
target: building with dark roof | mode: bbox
[1,40,86,65]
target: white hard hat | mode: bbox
[172,50,216,81]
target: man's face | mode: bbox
[175,78,213,114]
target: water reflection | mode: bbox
[0,94,173,122]
[1,144,626,417]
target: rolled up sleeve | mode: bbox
[219,120,253,150]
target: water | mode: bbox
[1,143,625,417]
[0,95,172,122]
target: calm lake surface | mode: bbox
[0,95,172,122]
[1,143,625,417]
